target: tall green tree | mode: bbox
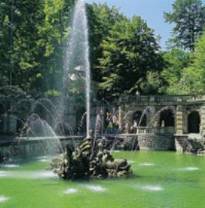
[0,0,44,90]
[165,0,205,51]
[35,0,75,95]
[179,32,205,94]
[160,49,191,94]
[87,3,125,83]
[0,0,75,95]
[98,16,163,100]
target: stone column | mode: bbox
[176,105,183,135]
[8,114,17,134]
[100,107,105,135]
[2,113,8,133]
[200,106,205,135]
[148,106,157,127]
[118,106,123,130]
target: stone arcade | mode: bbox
[1,95,205,155]
[116,95,205,153]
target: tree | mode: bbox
[179,32,205,94]
[98,16,164,100]
[165,0,205,51]
[87,3,125,83]
[160,48,191,94]
[34,0,75,95]
[141,71,164,95]
[0,0,75,95]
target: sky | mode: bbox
[85,0,175,49]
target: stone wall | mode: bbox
[138,134,175,151]
[110,134,175,151]
[108,134,139,151]
[175,135,205,154]
[2,134,205,160]
[0,137,83,159]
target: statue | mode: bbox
[51,137,132,180]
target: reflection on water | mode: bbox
[136,184,164,192]
[84,185,107,192]
[178,166,199,171]
[0,171,9,177]
[0,195,9,203]
[139,162,155,167]
[1,164,20,168]
[0,170,57,179]
[64,188,78,194]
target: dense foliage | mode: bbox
[87,3,125,83]
[98,16,163,99]
[178,33,205,94]
[160,49,191,94]
[0,0,75,95]
[1,0,205,99]
[162,0,205,95]
[164,0,205,51]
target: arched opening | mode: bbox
[133,111,147,127]
[159,109,175,127]
[188,111,200,133]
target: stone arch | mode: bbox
[159,108,175,127]
[133,110,147,127]
[188,111,200,133]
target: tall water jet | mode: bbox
[63,0,91,138]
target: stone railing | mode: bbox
[118,95,205,105]
[136,127,175,135]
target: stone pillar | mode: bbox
[8,114,17,133]
[200,106,205,135]
[176,105,183,135]
[100,107,105,135]
[118,106,123,130]
[183,112,188,134]
[2,113,8,133]
[148,106,157,127]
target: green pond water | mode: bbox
[0,151,204,208]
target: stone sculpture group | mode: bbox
[51,137,132,180]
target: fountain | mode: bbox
[63,0,91,138]
[51,137,132,180]
[0,0,132,180]
[1,2,205,207]
[51,0,132,180]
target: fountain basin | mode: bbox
[138,134,175,151]
[0,151,205,208]
[0,137,83,159]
